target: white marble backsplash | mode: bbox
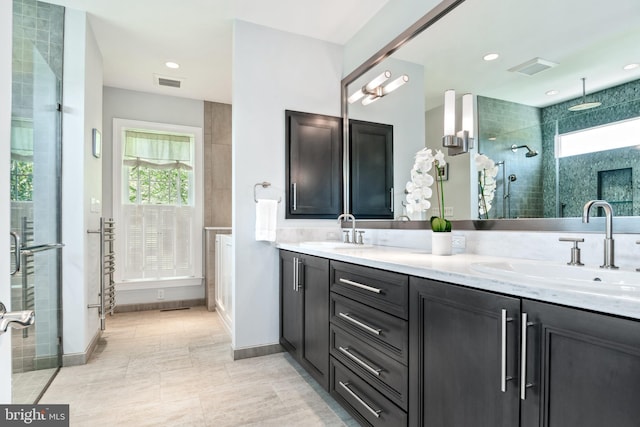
[277,225,640,272]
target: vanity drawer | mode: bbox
[331,261,408,319]
[331,293,408,364]
[331,324,408,410]
[331,358,407,427]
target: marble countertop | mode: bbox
[277,242,640,321]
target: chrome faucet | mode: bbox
[337,213,356,244]
[582,200,618,269]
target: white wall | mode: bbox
[102,87,205,305]
[61,9,104,359]
[0,0,12,404]
[343,0,442,76]
[232,21,343,350]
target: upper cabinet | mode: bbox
[350,120,394,219]
[285,110,343,219]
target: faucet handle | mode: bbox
[356,230,365,245]
[343,230,351,244]
[559,237,584,266]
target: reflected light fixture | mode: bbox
[483,53,499,61]
[442,90,474,156]
[568,77,601,111]
[165,61,180,69]
[348,71,409,106]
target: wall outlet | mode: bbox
[451,235,466,249]
[157,289,165,300]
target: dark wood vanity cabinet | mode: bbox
[520,299,640,427]
[285,110,343,219]
[329,261,409,427]
[349,120,393,219]
[279,250,330,389]
[409,277,521,427]
[410,276,640,427]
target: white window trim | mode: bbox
[112,118,203,286]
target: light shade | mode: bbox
[444,89,456,136]
[361,95,379,106]
[347,89,365,104]
[382,75,409,95]
[365,71,391,91]
[462,93,473,138]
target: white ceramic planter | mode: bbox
[431,232,452,256]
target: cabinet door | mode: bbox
[521,300,640,427]
[285,110,342,218]
[300,253,330,390]
[350,120,393,219]
[279,251,302,354]
[409,277,520,427]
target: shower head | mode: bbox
[568,77,602,111]
[508,174,517,182]
[511,144,538,157]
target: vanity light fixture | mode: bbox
[165,61,180,69]
[348,71,409,105]
[623,63,639,71]
[442,90,474,156]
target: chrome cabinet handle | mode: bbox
[339,346,382,376]
[10,232,20,275]
[292,183,297,211]
[339,381,382,418]
[389,188,394,212]
[338,312,381,335]
[520,313,535,400]
[292,257,298,291]
[339,278,382,294]
[501,309,514,392]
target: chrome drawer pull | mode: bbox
[339,346,382,376]
[339,278,382,294]
[501,309,514,392]
[339,381,382,418]
[338,312,382,335]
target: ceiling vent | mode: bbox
[154,74,184,88]
[508,57,558,76]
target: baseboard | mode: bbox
[62,328,101,367]
[114,298,205,313]
[231,343,284,361]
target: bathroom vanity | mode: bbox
[278,244,640,427]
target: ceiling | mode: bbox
[46,0,389,103]
[391,0,640,109]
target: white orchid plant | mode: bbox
[475,153,498,219]
[405,147,451,232]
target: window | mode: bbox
[556,116,640,158]
[113,119,203,286]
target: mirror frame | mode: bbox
[340,0,640,233]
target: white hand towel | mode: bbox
[255,199,278,242]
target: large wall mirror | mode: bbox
[343,0,640,231]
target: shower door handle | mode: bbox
[10,232,20,275]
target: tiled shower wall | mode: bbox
[542,79,640,217]
[477,96,543,218]
[203,102,232,310]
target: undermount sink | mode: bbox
[299,241,373,250]
[470,261,640,293]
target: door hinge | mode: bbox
[57,103,62,112]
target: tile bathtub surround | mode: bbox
[40,307,356,427]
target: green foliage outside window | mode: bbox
[10,160,33,201]
[128,166,190,205]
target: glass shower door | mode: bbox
[9,5,63,402]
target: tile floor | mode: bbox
[40,306,358,426]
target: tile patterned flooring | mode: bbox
[40,307,358,426]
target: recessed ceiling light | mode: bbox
[546,90,559,96]
[165,61,180,69]
[483,53,499,61]
[623,63,639,71]
[488,137,497,141]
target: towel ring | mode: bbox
[254,182,282,203]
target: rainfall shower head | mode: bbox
[511,144,538,157]
[568,77,601,111]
